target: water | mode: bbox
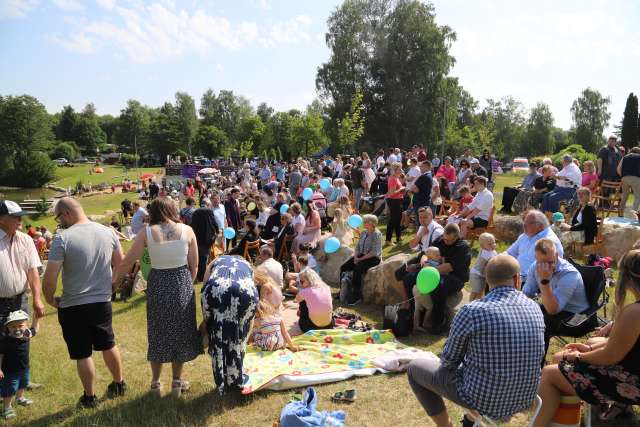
[0,187,58,204]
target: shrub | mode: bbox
[551,144,596,167]
[49,142,79,161]
[0,151,56,188]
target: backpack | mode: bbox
[382,304,412,337]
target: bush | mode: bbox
[121,153,139,166]
[49,142,79,161]
[0,152,56,188]
[551,144,596,167]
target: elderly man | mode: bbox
[458,176,494,238]
[500,162,540,214]
[43,197,127,408]
[542,155,581,213]
[507,210,563,281]
[523,238,588,356]
[429,223,472,334]
[469,158,488,177]
[407,254,545,426]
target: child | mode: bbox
[412,247,443,332]
[0,310,39,419]
[469,233,498,301]
[299,243,318,273]
[456,186,474,211]
[330,208,353,246]
[550,211,566,237]
[294,269,334,333]
[249,276,297,352]
[422,246,442,268]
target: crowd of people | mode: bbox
[0,138,638,424]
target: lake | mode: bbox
[0,187,59,204]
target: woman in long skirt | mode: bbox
[201,255,259,395]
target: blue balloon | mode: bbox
[326,159,333,165]
[302,187,313,201]
[223,227,236,240]
[324,237,341,254]
[319,178,331,190]
[348,214,363,229]
[280,204,290,215]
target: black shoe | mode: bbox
[461,415,475,427]
[347,298,362,306]
[78,393,98,409]
[106,380,127,398]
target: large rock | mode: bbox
[602,223,640,261]
[415,288,469,329]
[362,253,411,305]
[493,214,523,244]
[88,214,106,223]
[316,245,354,286]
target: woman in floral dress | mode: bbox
[533,249,640,426]
[201,255,259,395]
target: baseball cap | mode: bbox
[0,200,28,217]
[5,310,29,326]
[470,158,480,164]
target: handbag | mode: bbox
[383,304,412,337]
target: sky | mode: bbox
[1,0,638,134]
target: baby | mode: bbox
[0,310,39,420]
[469,233,498,301]
[413,247,443,331]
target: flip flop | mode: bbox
[331,389,357,403]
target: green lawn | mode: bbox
[13,171,637,426]
[50,164,160,189]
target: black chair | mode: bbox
[554,258,610,344]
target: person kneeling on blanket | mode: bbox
[407,254,545,426]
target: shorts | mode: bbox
[469,272,486,294]
[471,217,489,228]
[0,368,29,398]
[58,302,115,360]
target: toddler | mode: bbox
[457,186,474,211]
[413,247,443,331]
[549,212,566,237]
[469,233,498,301]
[421,246,442,268]
[0,310,39,420]
[250,279,297,352]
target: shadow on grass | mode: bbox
[110,294,147,317]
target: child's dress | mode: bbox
[253,315,285,351]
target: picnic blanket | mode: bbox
[242,329,404,394]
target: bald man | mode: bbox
[43,197,127,408]
[407,254,545,426]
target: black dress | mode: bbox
[569,204,597,244]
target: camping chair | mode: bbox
[592,180,623,218]
[243,239,262,264]
[467,207,495,247]
[464,395,543,426]
[553,258,610,346]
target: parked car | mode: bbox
[76,156,89,163]
[54,158,68,166]
[511,157,530,172]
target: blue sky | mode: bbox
[1,0,638,134]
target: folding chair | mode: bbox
[276,233,295,262]
[592,181,623,218]
[553,258,610,345]
[467,395,543,426]
[243,239,262,264]
[467,207,495,247]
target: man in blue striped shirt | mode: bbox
[407,254,545,426]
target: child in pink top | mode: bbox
[294,269,333,332]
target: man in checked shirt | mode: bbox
[407,254,545,426]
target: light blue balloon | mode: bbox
[280,204,289,215]
[326,159,333,165]
[348,214,363,229]
[319,178,331,190]
[223,227,236,240]
[302,187,313,201]
[324,237,341,254]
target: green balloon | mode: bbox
[416,266,440,295]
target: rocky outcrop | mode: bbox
[316,245,354,287]
[88,214,106,223]
[602,223,640,261]
[493,214,523,244]
[362,253,411,305]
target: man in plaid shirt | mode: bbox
[407,254,545,426]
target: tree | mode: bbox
[50,141,79,160]
[55,105,77,141]
[4,151,56,188]
[481,96,526,161]
[99,114,118,145]
[147,102,182,160]
[620,92,639,150]
[73,115,106,154]
[256,102,275,123]
[292,107,330,157]
[115,99,151,153]
[335,89,365,153]
[570,87,611,153]
[194,125,228,158]
[524,102,555,156]
[199,89,252,143]
[174,92,198,156]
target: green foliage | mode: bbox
[335,89,365,153]
[174,92,198,156]
[1,151,56,188]
[570,87,611,152]
[115,99,151,153]
[147,102,182,159]
[199,89,253,143]
[481,97,526,161]
[55,105,77,141]
[73,115,106,154]
[194,124,229,158]
[238,140,254,158]
[120,153,139,166]
[523,102,555,157]
[551,144,596,166]
[34,196,49,217]
[50,141,79,160]
[620,92,639,150]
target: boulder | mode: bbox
[362,253,411,305]
[493,214,523,244]
[88,214,106,223]
[316,245,354,287]
[104,210,118,218]
[602,223,640,261]
[415,288,469,329]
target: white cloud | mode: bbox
[47,32,96,54]
[256,0,270,10]
[0,0,38,20]
[52,0,83,12]
[96,0,116,10]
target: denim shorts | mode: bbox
[0,368,29,397]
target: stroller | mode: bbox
[311,191,329,228]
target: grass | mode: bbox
[13,171,637,426]
[50,164,160,189]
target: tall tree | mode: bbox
[99,114,117,145]
[524,102,555,156]
[199,89,252,143]
[194,125,228,158]
[115,99,151,154]
[174,92,198,156]
[55,105,77,141]
[147,103,181,159]
[570,87,611,153]
[256,102,275,123]
[335,89,365,153]
[620,92,639,150]
[482,96,526,160]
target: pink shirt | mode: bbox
[436,164,456,183]
[0,230,42,298]
[387,176,405,200]
[581,172,598,189]
[296,284,332,326]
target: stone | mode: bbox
[362,253,411,305]
[316,244,354,287]
[602,223,640,261]
[415,288,469,329]
[493,214,523,244]
[88,214,106,223]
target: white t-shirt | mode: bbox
[338,185,350,198]
[557,162,582,188]
[414,222,444,252]
[467,188,494,221]
[307,254,318,270]
[407,166,421,183]
[256,258,284,289]
[387,154,398,164]
[471,249,498,277]
[376,156,386,169]
[293,213,306,230]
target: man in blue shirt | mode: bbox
[407,254,545,426]
[523,238,589,355]
[507,210,563,281]
[130,201,148,235]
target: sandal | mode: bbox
[150,381,162,397]
[171,379,190,398]
[598,402,633,422]
[331,389,357,403]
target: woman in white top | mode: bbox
[115,197,201,398]
[290,202,306,252]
